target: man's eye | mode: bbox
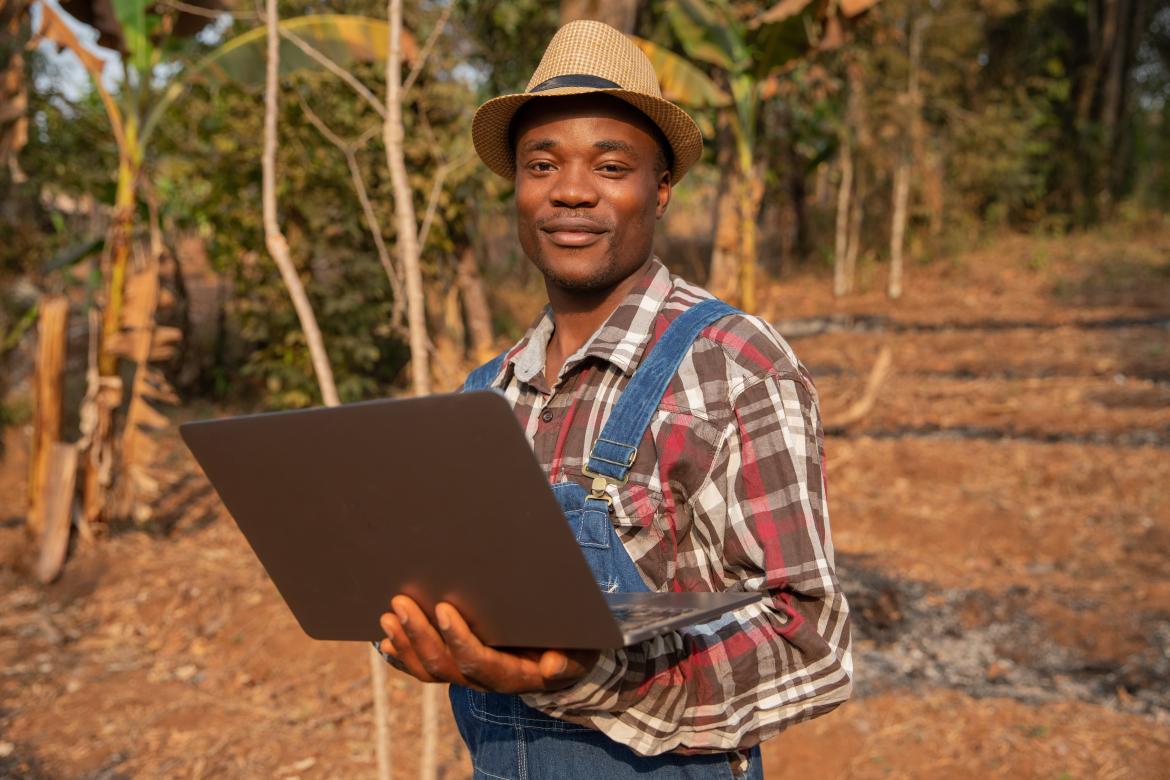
[598,163,629,175]
[528,161,555,172]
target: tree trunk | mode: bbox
[1098,0,1132,212]
[708,108,739,297]
[737,167,762,313]
[265,3,393,780]
[262,6,339,407]
[1,0,31,181]
[28,296,68,539]
[367,636,394,780]
[456,246,495,364]
[845,168,863,293]
[889,12,927,300]
[386,0,431,397]
[833,141,853,297]
[786,137,809,265]
[888,157,908,300]
[384,0,438,775]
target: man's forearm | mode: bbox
[522,591,852,756]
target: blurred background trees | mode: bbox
[2,0,1168,499]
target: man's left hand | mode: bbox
[378,596,598,694]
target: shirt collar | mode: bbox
[509,258,674,385]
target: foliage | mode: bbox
[6,0,1170,411]
[151,2,480,407]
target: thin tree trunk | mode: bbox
[264,2,391,779]
[386,0,431,397]
[367,634,394,780]
[385,0,437,774]
[737,168,762,312]
[888,156,908,300]
[833,141,853,297]
[708,108,739,296]
[456,246,495,364]
[263,0,338,408]
[1098,0,1131,210]
[889,12,927,300]
[845,170,863,293]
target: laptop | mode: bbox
[178,391,761,649]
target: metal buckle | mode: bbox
[582,464,629,488]
[594,438,638,467]
[583,474,614,504]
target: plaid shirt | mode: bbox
[484,258,852,756]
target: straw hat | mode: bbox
[472,20,703,183]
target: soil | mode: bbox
[2,225,1169,778]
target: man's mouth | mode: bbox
[539,217,609,248]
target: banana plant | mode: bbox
[637,0,871,311]
[35,1,411,526]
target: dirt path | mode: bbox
[2,228,1168,778]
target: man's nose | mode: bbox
[549,163,599,209]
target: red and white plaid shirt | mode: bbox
[483,258,852,756]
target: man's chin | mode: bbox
[535,250,617,293]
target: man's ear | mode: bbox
[655,169,672,219]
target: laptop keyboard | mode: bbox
[609,603,697,631]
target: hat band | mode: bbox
[529,74,621,93]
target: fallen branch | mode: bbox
[827,344,893,432]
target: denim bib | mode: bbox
[452,299,762,780]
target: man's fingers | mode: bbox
[380,611,438,682]
[384,599,596,693]
[435,603,491,679]
[538,649,597,686]
[437,603,549,692]
[393,596,464,682]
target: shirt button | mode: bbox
[541,410,554,423]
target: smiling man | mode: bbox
[376,20,852,779]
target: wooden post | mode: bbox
[36,442,78,583]
[27,296,69,539]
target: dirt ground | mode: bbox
[2,224,1169,778]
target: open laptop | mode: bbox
[179,391,761,649]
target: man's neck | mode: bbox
[542,255,654,384]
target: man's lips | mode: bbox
[540,217,609,248]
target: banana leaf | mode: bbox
[632,36,731,110]
[663,0,749,72]
[185,14,418,88]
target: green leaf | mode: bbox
[664,0,748,72]
[750,13,815,78]
[186,15,417,88]
[111,0,155,74]
[43,236,106,273]
[631,37,731,109]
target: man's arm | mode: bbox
[521,373,853,756]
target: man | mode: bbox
[377,20,852,779]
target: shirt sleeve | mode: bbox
[521,372,853,756]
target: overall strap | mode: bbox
[462,350,508,392]
[585,298,737,484]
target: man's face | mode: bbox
[512,95,672,294]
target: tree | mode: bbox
[640,0,878,311]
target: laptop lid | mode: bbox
[180,392,629,649]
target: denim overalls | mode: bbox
[453,299,765,780]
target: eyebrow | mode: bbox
[520,138,558,152]
[594,139,637,155]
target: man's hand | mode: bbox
[378,596,598,694]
